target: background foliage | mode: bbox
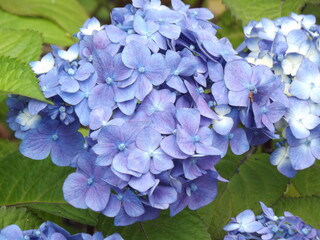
[0,0,319,239]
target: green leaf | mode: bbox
[0,29,42,62]
[0,139,17,158]
[292,161,320,197]
[0,0,88,35]
[215,10,244,48]
[0,56,50,103]
[98,211,211,240]
[0,9,74,46]
[223,0,306,25]
[0,206,42,229]
[198,153,289,239]
[0,151,99,226]
[273,197,320,229]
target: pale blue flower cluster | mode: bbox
[0,221,122,240]
[239,13,320,177]
[223,202,320,240]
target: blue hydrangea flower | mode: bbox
[20,119,84,166]
[223,202,320,240]
[63,152,111,211]
[121,41,166,100]
[0,222,123,240]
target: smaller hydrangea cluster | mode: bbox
[223,202,320,240]
[0,221,122,240]
[238,13,320,178]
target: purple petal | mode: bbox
[128,172,156,192]
[63,172,88,209]
[102,194,121,217]
[225,59,251,91]
[290,145,315,170]
[127,149,150,174]
[122,41,150,69]
[160,135,189,159]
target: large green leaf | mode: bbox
[0,206,42,229]
[0,29,42,62]
[98,211,211,240]
[292,161,320,197]
[223,0,306,25]
[0,9,74,46]
[0,0,88,35]
[0,56,50,103]
[198,153,289,239]
[0,151,99,226]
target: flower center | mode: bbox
[118,143,126,151]
[105,77,113,84]
[84,91,90,98]
[87,177,94,185]
[197,87,204,94]
[260,106,268,113]
[59,106,66,113]
[190,183,198,192]
[174,70,180,76]
[228,133,234,140]
[51,134,59,141]
[193,135,200,143]
[67,68,75,76]
[248,84,257,94]
[138,67,146,73]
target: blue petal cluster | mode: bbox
[223,202,320,240]
[0,221,122,240]
[7,0,243,226]
[7,0,319,227]
[238,13,320,178]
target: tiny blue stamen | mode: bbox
[190,183,198,192]
[197,87,204,94]
[310,82,316,88]
[149,152,155,158]
[105,77,113,84]
[190,45,195,50]
[84,91,90,98]
[59,106,66,113]
[127,29,134,34]
[191,158,198,164]
[138,67,146,73]
[102,120,108,126]
[88,55,93,62]
[305,139,311,146]
[261,106,268,113]
[302,227,311,235]
[191,11,198,16]
[248,84,257,94]
[208,101,215,107]
[87,177,94,185]
[193,135,200,143]
[51,134,59,141]
[172,129,177,135]
[67,68,75,75]
[118,143,126,151]
[174,70,180,76]
[228,133,234,140]
[117,194,123,201]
